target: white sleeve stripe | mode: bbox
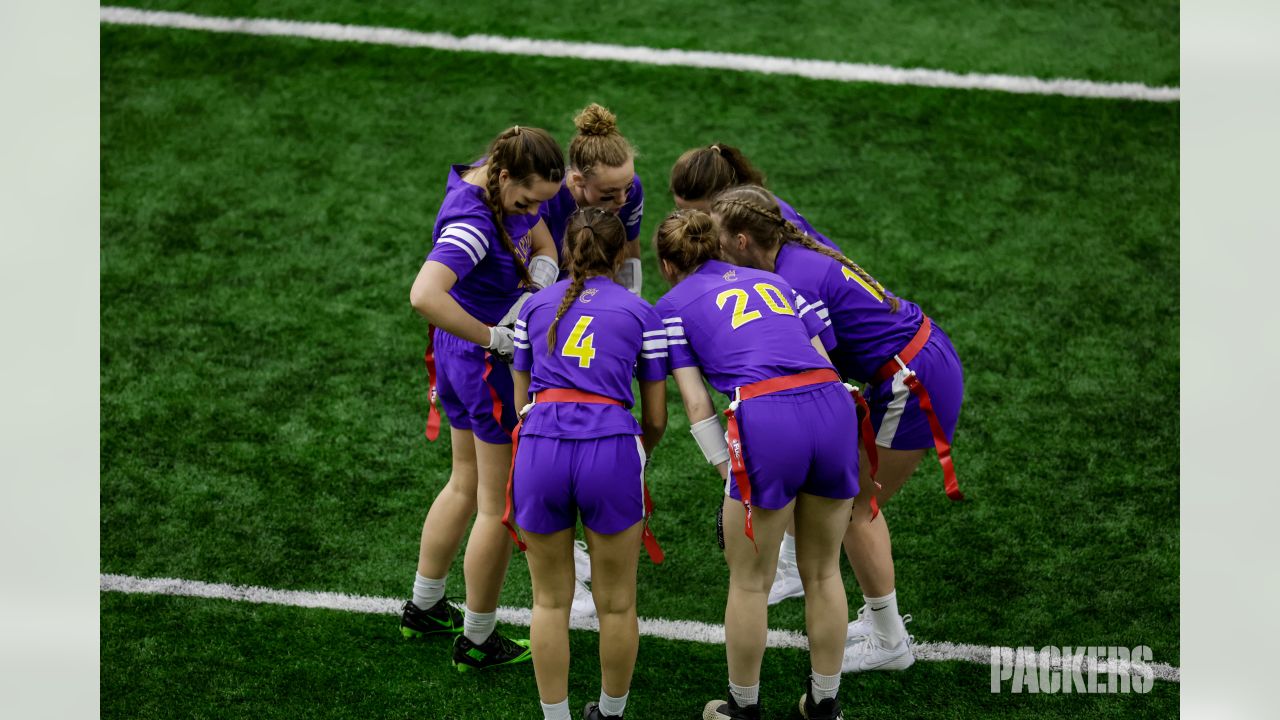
[798,305,813,317]
[641,352,668,359]
[440,229,488,261]
[643,329,666,338]
[515,319,527,328]
[514,342,530,349]
[444,222,489,251]
[642,339,668,351]
[667,339,689,346]
[662,317,683,325]
[437,237,479,265]
[665,326,685,338]
[514,330,529,341]
[817,308,830,319]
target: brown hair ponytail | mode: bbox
[481,126,566,287]
[569,103,635,177]
[668,143,766,202]
[653,208,721,277]
[546,207,627,352]
[712,185,899,312]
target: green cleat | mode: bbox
[399,599,463,639]
[450,630,532,672]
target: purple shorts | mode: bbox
[867,323,964,450]
[433,328,517,445]
[729,381,860,510]
[512,433,646,535]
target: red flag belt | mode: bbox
[502,388,664,564]
[870,316,963,502]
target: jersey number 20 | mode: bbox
[561,316,597,368]
[715,283,794,329]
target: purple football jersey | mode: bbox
[513,276,668,439]
[539,175,646,255]
[776,194,839,251]
[655,259,833,397]
[772,241,924,382]
[425,164,543,325]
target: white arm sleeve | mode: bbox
[617,257,643,294]
[690,415,730,465]
[529,254,560,290]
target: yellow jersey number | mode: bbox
[561,316,597,368]
[715,283,795,330]
[841,266,886,303]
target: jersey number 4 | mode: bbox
[715,283,794,329]
[561,316,597,368]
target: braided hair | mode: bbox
[712,185,900,312]
[479,126,565,287]
[668,143,766,203]
[652,208,721,278]
[545,207,627,353]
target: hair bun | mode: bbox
[574,103,618,137]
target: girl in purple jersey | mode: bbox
[509,208,668,720]
[654,210,855,720]
[402,126,564,672]
[540,104,647,293]
[668,143,839,251]
[712,185,966,675]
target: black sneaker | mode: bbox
[582,701,615,719]
[450,630,532,672]
[701,693,760,720]
[797,678,844,720]
[399,599,462,639]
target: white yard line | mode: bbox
[100,573,1180,682]
[99,7,1179,103]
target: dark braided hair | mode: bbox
[479,126,565,287]
[712,185,900,312]
[652,208,721,277]
[669,143,766,202]
[545,207,627,353]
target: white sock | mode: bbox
[728,680,759,708]
[864,590,903,645]
[598,690,628,717]
[412,573,445,609]
[540,698,571,720]
[779,532,797,567]
[463,607,497,645]
[809,669,841,701]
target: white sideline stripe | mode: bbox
[99,7,1178,103]
[100,573,1179,682]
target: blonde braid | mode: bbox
[545,274,586,353]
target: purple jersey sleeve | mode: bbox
[622,175,645,242]
[636,300,669,381]
[656,297,699,371]
[512,299,535,373]
[794,288,836,350]
[427,218,493,283]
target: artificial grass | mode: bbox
[100,13,1179,718]
[102,593,1180,719]
[107,0,1180,86]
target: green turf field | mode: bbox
[101,3,1179,717]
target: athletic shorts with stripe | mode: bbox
[728,382,860,510]
[433,327,517,444]
[867,323,964,450]
[512,433,647,535]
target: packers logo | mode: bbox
[723,270,737,281]
[579,288,599,303]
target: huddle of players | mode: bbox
[403,104,965,720]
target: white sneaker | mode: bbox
[847,607,911,642]
[570,578,596,618]
[573,540,592,583]
[767,561,805,605]
[841,627,915,673]
[846,605,872,640]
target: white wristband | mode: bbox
[619,257,643,294]
[690,415,730,465]
[529,254,559,290]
